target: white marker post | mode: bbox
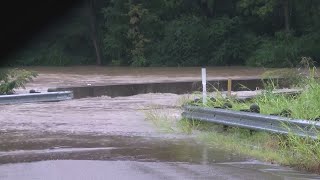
[202,68,207,105]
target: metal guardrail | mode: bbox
[182,105,320,139]
[0,91,73,105]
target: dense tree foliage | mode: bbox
[8,0,320,67]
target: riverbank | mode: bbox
[147,74,320,174]
[147,105,320,174]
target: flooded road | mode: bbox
[0,94,180,134]
[1,132,319,180]
[1,67,320,179]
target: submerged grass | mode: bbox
[146,65,320,173]
[147,109,320,173]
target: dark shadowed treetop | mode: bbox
[7,0,320,68]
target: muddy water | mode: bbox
[0,94,180,134]
[1,93,319,179]
[24,66,269,76]
[1,67,320,179]
[1,132,319,180]
[0,133,319,180]
[17,66,271,93]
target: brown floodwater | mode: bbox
[1,66,320,179]
[23,66,270,76]
[1,131,320,180]
[17,66,272,93]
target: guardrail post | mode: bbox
[227,78,232,97]
[202,68,207,105]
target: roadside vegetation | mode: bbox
[0,68,38,95]
[146,61,320,173]
[189,58,320,120]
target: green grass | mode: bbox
[146,110,320,173]
[145,67,320,173]
[144,108,177,133]
[187,68,320,121]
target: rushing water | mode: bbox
[17,66,270,93]
[1,67,320,179]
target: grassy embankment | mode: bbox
[146,66,320,173]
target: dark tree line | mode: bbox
[8,0,320,67]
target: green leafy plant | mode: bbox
[0,68,38,95]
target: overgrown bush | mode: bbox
[0,69,38,95]
[246,32,300,67]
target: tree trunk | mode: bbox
[89,0,102,65]
[283,0,290,32]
